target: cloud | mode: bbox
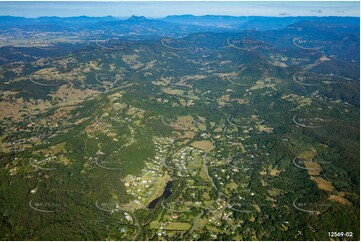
[278,12,290,16]
[310,9,323,14]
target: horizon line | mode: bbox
[1,14,360,18]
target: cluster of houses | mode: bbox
[122,137,174,207]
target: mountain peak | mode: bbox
[127,15,147,21]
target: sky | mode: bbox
[0,1,359,18]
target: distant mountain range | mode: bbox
[0,15,359,32]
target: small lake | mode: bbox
[148,180,173,209]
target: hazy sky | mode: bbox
[0,1,359,18]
